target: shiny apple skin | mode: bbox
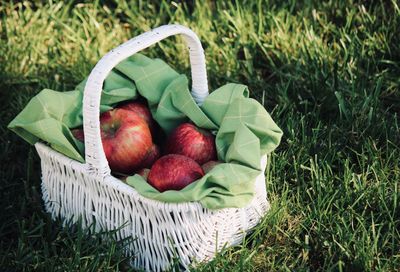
[165,123,217,165]
[148,154,204,192]
[119,101,155,132]
[100,108,152,174]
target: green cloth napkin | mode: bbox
[8,54,283,210]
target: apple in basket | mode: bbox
[140,144,160,169]
[165,123,217,165]
[148,154,204,192]
[100,108,153,174]
[119,101,156,133]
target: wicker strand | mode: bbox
[83,25,209,176]
[36,142,269,271]
[36,24,270,272]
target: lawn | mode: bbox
[1,0,399,271]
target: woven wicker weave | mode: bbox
[35,24,270,271]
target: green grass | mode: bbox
[1,0,399,271]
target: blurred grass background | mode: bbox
[0,0,399,271]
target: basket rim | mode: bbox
[35,141,267,212]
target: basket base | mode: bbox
[35,142,270,271]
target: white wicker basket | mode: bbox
[35,24,270,271]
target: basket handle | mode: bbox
[83,24,209,174]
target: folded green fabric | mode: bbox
[8,54,283,209]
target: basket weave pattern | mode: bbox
[36,25,270,271]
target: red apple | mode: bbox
[148,154,204,192]
[71,128,84,142]
[100,108,152,174]
[119,101,155,133]
[165,123,217,165]
[140,144,160,169]
[136,168,150,180]
[202,160,222,173]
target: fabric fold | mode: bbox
[8,53,283,209]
